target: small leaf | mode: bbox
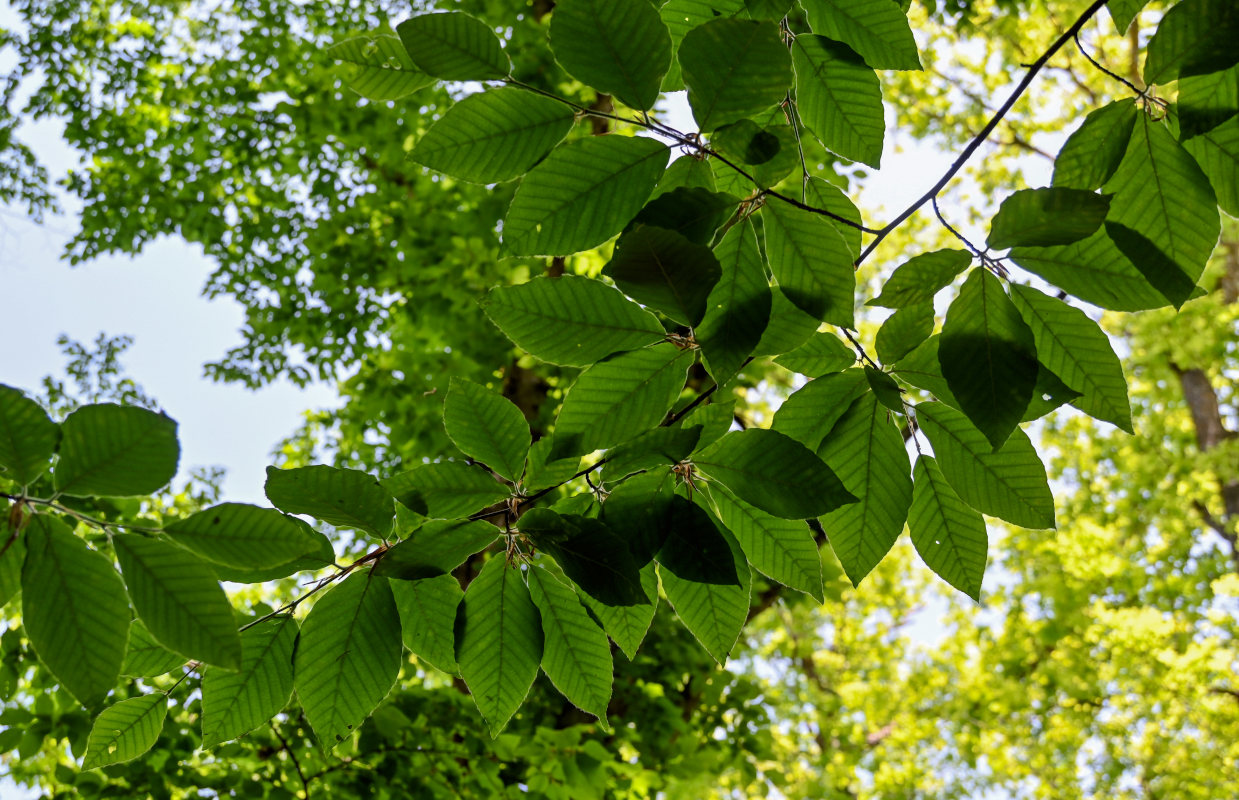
[265,465,394,538]
[603,225,722,326]
[1143,0,1239,86]
[987,188,1111,249]
[443,377,531,483]
[114,534,242,670]
[1051,99,1137,190]
[698,219,772,386]
[373,519,500,580]
[915,402,1054,530]
[54,404,179,498]
[550,343,691,460]
[411,87,574,183]
[22,515,130,707]
[876,303,934,365]
[502,136,669,257]
[383,462,509,519]
[518,509,645,606]
[867,249,971,309]
[164,503,320,570]
[201,616,298,748]
[455,557,543,736]
[679,18,791,131]
[939,269,1038,450]
[774,332,856,377]
[527,566,612,723]
[771,369,870,451]
[392,574,462,675]
[865,366,905,412]
[0,384,58,485]
[909,456,987,601]
[549,0,672,111]
[762,200,856,326]
[707,484,823,601]
[396,12,510,81]
[81,695,167,770]
[659,517,750,664]
[295,572,401,749]
[1008,228,1171,312]
[1107,0,1148,33]
[800,0,921,70]
[328,35,434,101]
[122,620,185,679]
[694,428,855,519]
[793,35,884,168]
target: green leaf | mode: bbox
[743,0,793,19]
[527,566,613,723]
[915,402,1054,530]
[0,384,58,485]
[817,393,912,585]
[113,534,241,670]
[327,35,435,101]
[81,695,166,770]
[651,154,719,197]
[753,287,823,357]
[603,225,722,326]
[579,563,658,660]
[54,404,179,498]
[164,502,320,570]
[679,18,791,131]
[629,187,737,246]
[801,0,921,70]
[939,269,1038,450]
[455,557,543,736]
[503,136,669,257]
[773,331,856,377]
[804,177,864,258]
[1009,284,1132,433]
[411,87,574,184]
[201,616,298,748]
[373,519,500,580]
[264,465,394,538]
[697,220,770,385]
[518,509,645,606]
[909,456,987,601]
[659,519,750,663]
[1051,99,1137,190]
[121,620,184,679]
[549,0,672,111]
[396,12,510,81]
[602,426,701,481]
[762,200,856,326]
[295,572,401,749]
[867,249,971,309]
[209,526,336,584]
[659,0,746,92]
[876,303,934,365]
[383,462,510,519]
[22,515,130,708]
[793,35,884,168]
[987,188,1111,249]
[1183,116,1239,218]
[1143,0,1239,86]
[1008,228,1172,312]
[599,468,678,564]
[694,428,855,519]
[0,523,24,611]
[484,276,666,367]
[550,343,691,460]
[707,484,823,601]
[1104,112,1219,302]
[443,377,531,483]
[892,335,959,408]
[678,399,737,450]
[1179,65,1239,140]
[1107,0,1148,32]
[1022,364,1083,423]
[524,438,583,492]
[865,365,905,412]
[392,574,462,675]
[710,118,799,189]
[771,369,870,450]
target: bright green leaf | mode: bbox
[659,0,746,92]
[707,484,823,601]
[909,455,987,601]
[771,369,870,450]
[201,616,297,748]
[121,620,185,679]
[793,35,884,168]
[1008,228,1173,312]
[373,519,500,580]
[579,563,658,660]
[659,518,750,663]
[328,35,434,101]
[527,566,612,723]
[1183,116,1239,218]
[753,287,823,357]
[801,0,921,70]
[774,331,856,377]
[81,694,166,770]
[1051,99,1137,190]
[876,302,934,365]
[264,465,394,538]
[164,502,319,570]
[383,462,510,519]
[698,219,771,385]
[762,200,856,326]
[443,377,531,483]
[392,574,462,675]
[1107,0,1148,32]
[396,12,510,81]
[1179,65,1239,140]
[867,249,971,309]
[1143,0,1239,86]
[0,384,58,486]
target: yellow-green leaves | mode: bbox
[164,502,322,570]
[792,35,884,168]
[909,456,987,601]
[801,0,921,70]
[54,404,179,498]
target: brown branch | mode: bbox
[271,723,312,800]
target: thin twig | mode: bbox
[272,723,312,800]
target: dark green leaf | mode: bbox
[0,522,24,611]
[396,12,510,81]
[1183,116,1239,217]
[987,188,1111,249]
[709,118,799,188]
[527,566,612,723]
[698,219,771,386]
[1022,364,1083,422]
[651,154,719,197]
[550,343,691,460]
[22,515,129,707]
[915,402,1054,530]
[892,335,960,408]
[383,462,510,519]
[771,369,870,450]
[752,287,823,357]
[265,465,394,538]
[201,616,297,748]
[443,377,531,483]
[1179,65,1239,140]
[455,557,543,736]
[804,177,864,258]
[629,187,737,245]
[1008,228,1172,312]
[1105,223,1198,309]
[328,35,434,101]
[602,426,701,482]
[762,200,856,326]
[0,384,58,485]
[1143,0,1239,85]
[373,519,500,580]
[793,35,884,167]
[54,404,179,498]
[295,572,401,748]
[121,620,184,679]
[773,331,856,376]
[659,520,750,663]
[865,366,905,412]
[524,438,582,492]
[164,502,320,570]
[939,269,1038,450]
[81,695,166,770]
[411,87,574,183]
[209,525,336,584]
[707,484,823,600]
[875,303,934,365]
[678,399,737,450]
[579,563,658,659]
[743,0,793,18]
[1051,99,1137,190]
[519,509,645,606]
[604,225,722,325]
[659,0,746,92]
[392,573,462,675]
[599,467,677,564]
[657,496,741,585]
[909,456,987,601]
[800,0,921,70]
[113,534,242,670]
[694,428,855,519]
[503,136,669,257]
[549,0,672,111]
[867,249,971,309]
[679,18,791,131]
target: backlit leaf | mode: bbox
[579,563,658,659]
[201,616,297,747]
[549,0,672,111]
[793,35,884,168]
[659,0,746,92]
[876,302,934,365]
[697,219,771,386]
[867,249,971,309]
[328,35,434,101]
[604,225,722,325]
[0,384,58,485]
[519,509,645,606]
[1008,228,1172,312]
[265,465,394,538]
[443,377,531,482]
[392,574,463,675]
[527,566,612,723]
[164,503,320,570]
[987,188,1111,249]
[396,12,510,81]
[800,0,921,70]
[771,369,870,451]
[774,331,856,377]
[659,516,750,663]
[1178,65,1239,140]
[679,18,791,131]
[54,404,179,498]
[762,200,856,326]
[383,462,510,519]
[81,695,166,770]
[373,519,500,580]
[1143,0,1239,86]
[121,620,184,679]
[1183,116,1239,217]
[707,484,823,601]
[909,456,987,601]
[1051,99,1137,190]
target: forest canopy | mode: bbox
[1,0,1237,797]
